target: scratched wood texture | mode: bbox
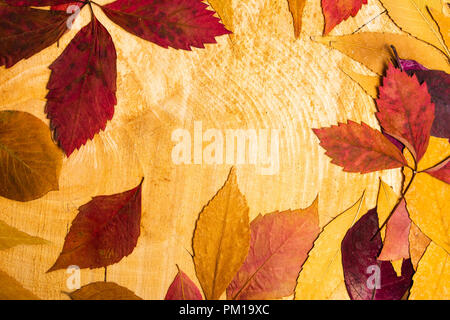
[0,0,404,299]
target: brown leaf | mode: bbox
[69,282,142,300]
[288,0,307,38]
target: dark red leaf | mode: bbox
[165,267,203,300]
[51,2,82,11]
[341,208,414,300]
[399,59,428,71]
[376,64,435,161]
[313,120,407,173]
[101,0,230,50]
[5,0,75,6]
[322,0,368,35]
[45,17,117,156]
[48,179,143,272]
[0,4,68,68]
[425,157,450,184]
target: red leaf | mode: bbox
[48,179,143,272]
[51,2,82,11]
[322,0,368,35]
[5,0,75,6]
[425,157,450,184]
[378,199,411,261]
[342,208,414,300]
[313,121,407,173]
[0,4,68,68]
[101,0,231,50]
[376,64,435,161]
[165,267,203,300]
[45,17,117,156]
[227,198,320,300]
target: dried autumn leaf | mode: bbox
[51,2,83,11]
[410,242,449,299]
[0,4,68,68]
[227,197,320,300]
[207,0,234,33]
[376,64,435,161]
[165,267,203,300]
[425,158,450,184]
[0,219,48,251]
[5,0,75,5]
[48,179,143,272]
[193,167,250,300]
[313,33,450,75]
[101,0,230,51]
[409,222,431,269]
[0,269,39,300]
[46,17,117,156]
[295,194,365,300]
[0,111,62,202]
[378,199,411,261]
[340,66,380,98]
[379,0,449,56]
[313,120,407,173]
[288,0,307,38]
[429,7,450,50]
[321,0,368,35]
[376,179,398,239]
[69,282,142,300]
[341,208,414,300]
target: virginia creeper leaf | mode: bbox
[425,157,450,184]
[288,0,307,38]
[0,269,39,300]
[69,282,142,300]
[193,167,250,300]
[378,199,411,261]
[51,2,82,11]
[376,64,435,161]
[0,219,48,251]
[48,179,143,272]
[0,4,68,68]
[409,222,431,269]
[313,120,407,173]
[295,194,365,299]
[101,0,230,51]
[45,17,117,156]
[0,111,62,202]
[313,33,450,75]
[341,208,414,300]
[410,242,449,299]
[321,0,367,35]
[227,197,320,300]
[6,0,75,6]
[165,267,203,300]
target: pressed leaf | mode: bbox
[46,17,117,156]
[379,0,449,56]
[165,267,203,300]
[321,0,368,35]
[313,33,450,75]
[376,64,435,161]
[425,157,450,183]
[409,222,431,269]
[51,2,83,11]
[313,120,407,173]
[410,242,449,299]
[429,7,450,50]
[48,179,143,272]
[0,219,48,251]
[288,0,307,38]
[376,179,398,240]
[6,0,75,5]
[101,0,230,51]
[0,4,68,68]
[193,167,250,300]
[0,269,39,300]
[207,0,234,33]
[378,199,411,261]
[341,208,414,300]
[69,282,142,300]
[228,197,320,300]
[341,66,380,98]
[0,111,62,202]
[295,194,365,300]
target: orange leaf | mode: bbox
[288,0,307,38]
[322,0,368,35]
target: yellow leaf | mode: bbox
[313,33,450,75]
[295,194,365,300]
[0,219,48,251]
[0,111,62,202]
[379,0,449,57]
[193,167,250,300]
[340,67,380,99]
[207,0,234,33]
[409,222,431,269]
[429,7,450,54]
[69,282,142,300]
[0,269,39,300]
[410,242,449,299]
[287,0,307,38]
[376,179,399,240]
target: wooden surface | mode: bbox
[0,0,404,299]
